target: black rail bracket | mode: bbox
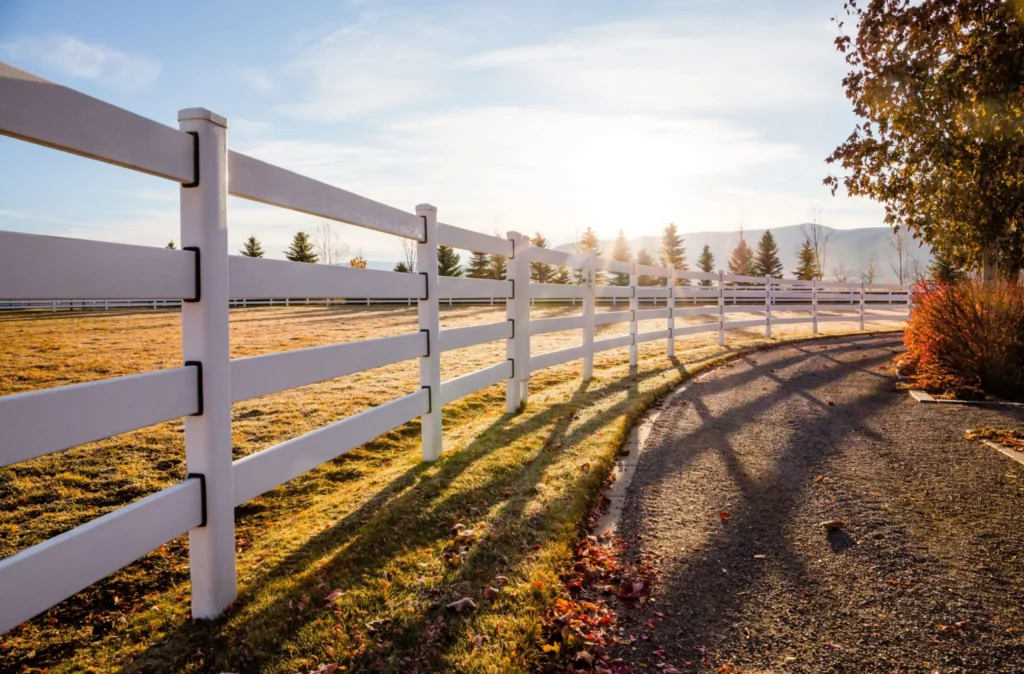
[183,246,201,303]
[185,360,204,415]
[187,472,208,527]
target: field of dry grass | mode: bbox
[0,304,903,672]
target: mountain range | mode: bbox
[551,224,933,283]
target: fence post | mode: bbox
[717,270,725,347]
[812,278,819,335]
[665,264,675,358]
[859,281,866,330]
[765,275,772,339]
[582,251,596,381]
[178,108,236,619]
[506,232,530,412]
[629,263,638,368]
[416,204,442,461]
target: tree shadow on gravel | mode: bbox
[612,336,909,667]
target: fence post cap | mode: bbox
[415,204,437,213]
[177,108,227,128]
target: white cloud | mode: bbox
[277,28,444,121]
[240,68,275,93]
[464,18,846,114]
[1,34,160,90]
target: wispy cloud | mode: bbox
[240,68,275,93]
[0,34,160,90]
[277,28,445,121]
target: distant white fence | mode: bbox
[0,61,911,634]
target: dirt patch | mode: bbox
[610,334,1024,673]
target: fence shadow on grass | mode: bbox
[123,345,698,672]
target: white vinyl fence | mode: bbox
[0,61,911,634]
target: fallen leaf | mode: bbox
[719,512,732,520]
[446,597,477,612]
[325,590,344,603]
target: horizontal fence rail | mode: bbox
[0,59,913,633]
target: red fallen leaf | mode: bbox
[645,620,656,628]
[532,581,545,589]
[566,580,583,592]
[482,585,500,600]
[719,511,732,520]
[825,641,843,650]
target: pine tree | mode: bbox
[793,239,819,280]
[636,249,658,286]
[285,231,318,263]
[166,240,176,249]
[727,230,754,276]
[393,261,411,273]
[488,253,507,280]
[928,251,964,284]
[609,229,632,286]
[697,244,716,287]
[239,235,264,258]
[659,223,687,285]
[466,251,491,278]
[578,226,603,284]
[529,232,555,283]
[552,265,572,284]
[437,245,463,277]
[750,230,783,278]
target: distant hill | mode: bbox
[552,224,932,283]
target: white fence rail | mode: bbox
[0,61,912,634]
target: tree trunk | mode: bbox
[981,246,998,285]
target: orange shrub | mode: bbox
[903,279,1024,400]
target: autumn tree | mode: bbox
[466,251,491,278]
[750,230,784,278]
[609,229,632,286]
[349,256,367,268]
[826,0,1024,280]
[437,245,463,277]
[697,243,715,287]
[577,226,603,284]
[727,230,754,276]
[239,235,264,258]
[793,239,819,281]
[529,232,555,283]
[285,231,318,263]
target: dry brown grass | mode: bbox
[0,304,902,672]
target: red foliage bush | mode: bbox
[903,279,1024,400]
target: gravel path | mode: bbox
[612,334,1024,673]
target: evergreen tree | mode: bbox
[750,230,783,278]
[466,251,491,278]
[727,230,754,276]
[577,226,603,284]
[793,239,819,281]
[488,253,507,280]
[552,265,572,284]
[609,228,632,286]
[166,240,176,249]
[529,232,554,283]
[697,244,716,287]
[636,248,658,286]
[659,223,687,285]
[285,231,319,263]
[393,261,411,273]
[437,245,463,277]
[239,235,265,258]
[928,251,964,285]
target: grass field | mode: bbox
[0,304,903,672]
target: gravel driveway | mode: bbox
[612,334,1024,673]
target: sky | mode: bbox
[0,0,885,262]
